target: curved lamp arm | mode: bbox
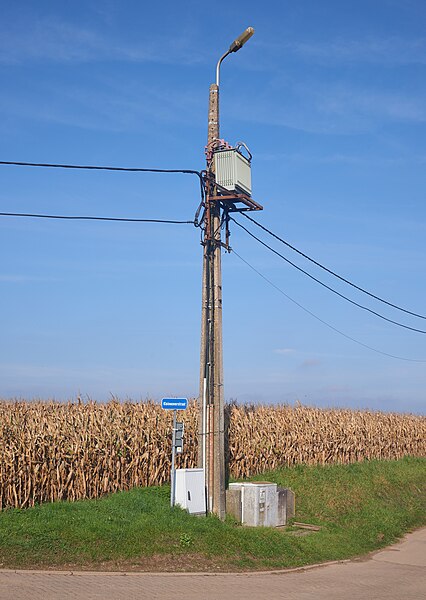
[215,27,254,87]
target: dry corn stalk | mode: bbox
[1,399,425,509]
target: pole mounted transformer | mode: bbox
[213,142,252,197]
[198,28,262,519]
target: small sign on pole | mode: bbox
[161,398,188,410]
[161,398,188,507]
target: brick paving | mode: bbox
[1,528,424,600]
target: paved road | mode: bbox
[1,528,425,600]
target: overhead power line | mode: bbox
[0,160,202,180]
[231,217,426,335]
[242,213,426,321]
[232,248,426,363]
[0,159,206,226]
[0,212,194,225]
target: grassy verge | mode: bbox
[0,457,424,572]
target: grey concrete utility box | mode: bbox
[228,482,278,527]
[226,486,242,522]
[277,487,296,526]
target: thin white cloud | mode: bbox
[0,16,205,66]
[316,86,426,123]
[274,348,296,355]
[229,78,426,135]
[0,19,110,65]
[256,36,426,66]
[0,73,204,132]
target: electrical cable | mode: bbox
[231,217,426,334]
[0,212,194,224]
[194,172,207,228]
[0,160,205,228]
[242,213,426,321]
[0,160,202,180]
[231,248,426,363]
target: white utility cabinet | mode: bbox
[213,148,252,196]
[175,468,206,515]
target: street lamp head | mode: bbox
[215,27,255,86]
[229,27,255,53]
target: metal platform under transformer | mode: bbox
[209,182,263,213]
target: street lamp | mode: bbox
[216,27,255,86]
[199,27,255,519]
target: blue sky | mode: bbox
[1,0,425,413]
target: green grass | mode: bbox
[0,457,424,571]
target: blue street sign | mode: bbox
[161,398,188,410]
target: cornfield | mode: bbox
[1,399,425,510]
